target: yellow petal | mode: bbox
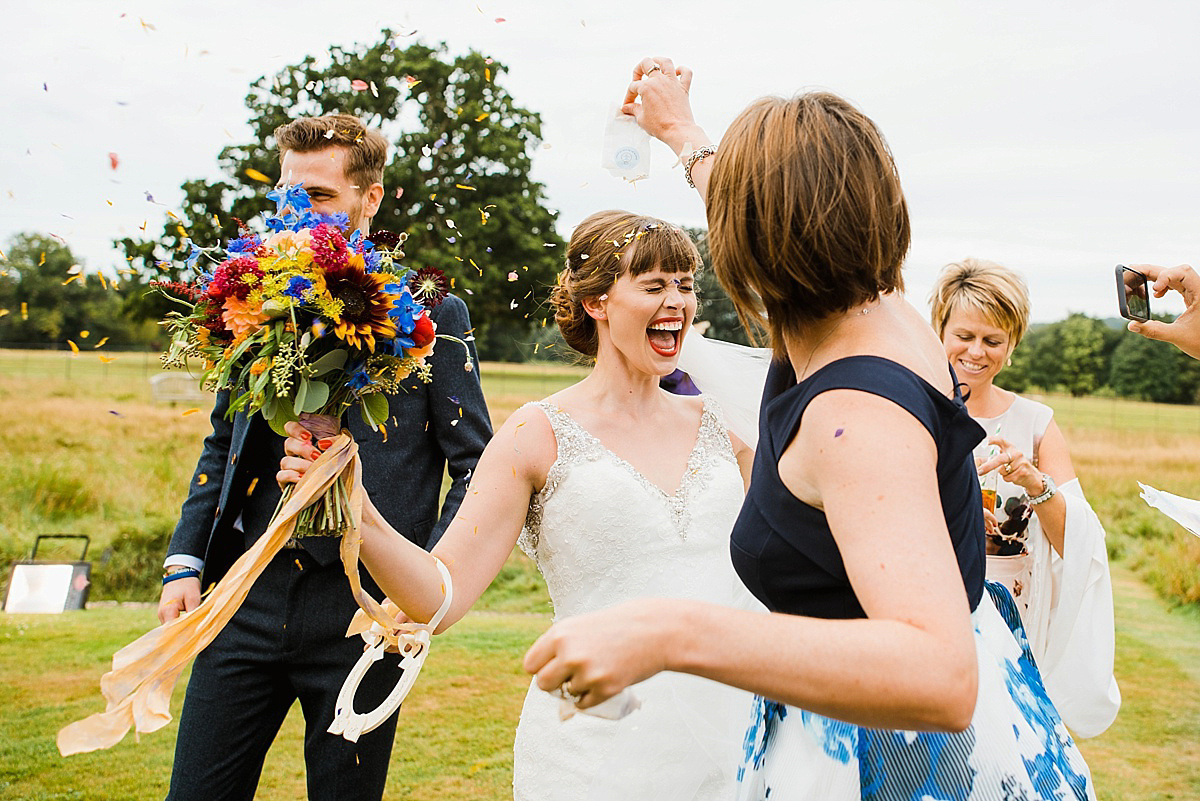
[245,168,271,183]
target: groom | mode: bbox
[158,114,492,800]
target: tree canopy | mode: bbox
[119,34,564,360]
[0,233,153,348]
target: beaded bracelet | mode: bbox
[162,568,201,585]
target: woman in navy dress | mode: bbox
[524,58,1095,800]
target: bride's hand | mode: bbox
[523,598,673,708]
[622,56,706,154]
[276,420,321,488]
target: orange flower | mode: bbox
[221,296,269,339]
[250,358,270,376]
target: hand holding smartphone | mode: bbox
[1116,265,1150,322]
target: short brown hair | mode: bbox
[551,210,701,357]
[707,93,910,356]
[929,258,1031,348]
[274,114,388,193]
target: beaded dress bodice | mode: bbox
[518,396,746,621]
[511,396,756,801]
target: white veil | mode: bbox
[677,331,773,448]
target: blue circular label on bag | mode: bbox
[614,147,640,169]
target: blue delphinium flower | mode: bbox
[283,275,312,300]
[183,239,203,269]
[227,234,260,254]
[387,286,423,336]
[309,211,350,231]
[347,369,374,392]
[266,182,312,215]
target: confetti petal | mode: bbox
[182,408,201,416]
[245,168,271,184]
[351,79,369,91]
[67,340,79,354]
[108,152,119,170]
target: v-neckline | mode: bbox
[547,400,710,501]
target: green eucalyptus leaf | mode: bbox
[300,380,330,413]
[309,349,349,377]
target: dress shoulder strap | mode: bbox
[763,356,971,459]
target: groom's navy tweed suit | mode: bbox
[164,295,491,801]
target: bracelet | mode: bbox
[683,145,718,188]
[1027,472,1058,506]
[162,568,201,585]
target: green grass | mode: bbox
[0,608,547,800]
[4,350,1200,797]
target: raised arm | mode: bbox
[622,57,716,202]
[282,403,554,633]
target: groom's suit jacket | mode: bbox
[166,294,492,586]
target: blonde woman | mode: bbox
[930,259,1120,737]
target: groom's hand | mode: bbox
[277,421,321,487]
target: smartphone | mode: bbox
[1116,265,1150,322]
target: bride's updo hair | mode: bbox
[552,210,702,357]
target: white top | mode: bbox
[973,394,1120,738]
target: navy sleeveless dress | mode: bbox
[729,356,1094,801]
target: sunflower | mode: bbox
[324,263,398,352]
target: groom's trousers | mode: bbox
[165,548,403,801]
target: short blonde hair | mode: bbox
[707,92,909,357]
[929,258,1031,347]
[551,210,701,357]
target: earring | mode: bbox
[1006,357,1013,366]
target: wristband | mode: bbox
[162,568,201,585]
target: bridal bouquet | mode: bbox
[153,183,450,536]
[55,185,466,757]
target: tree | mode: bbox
[1057,313,1108,397]
[1109,320,1200,403]
[119,34,563,361]
[683,227,752,346]
[0,233,152,348]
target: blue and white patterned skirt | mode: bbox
[735,583,1095,801]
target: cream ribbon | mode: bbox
[57,429,426,756]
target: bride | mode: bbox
[279,209,759,800]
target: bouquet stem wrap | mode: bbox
[57,422,418,756]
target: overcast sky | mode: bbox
[2,0,1197,321]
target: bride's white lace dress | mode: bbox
[513,397,758,801]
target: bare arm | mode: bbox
[281,405,554,632]
[526,390,979,731]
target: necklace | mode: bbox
[799,300,879,378]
